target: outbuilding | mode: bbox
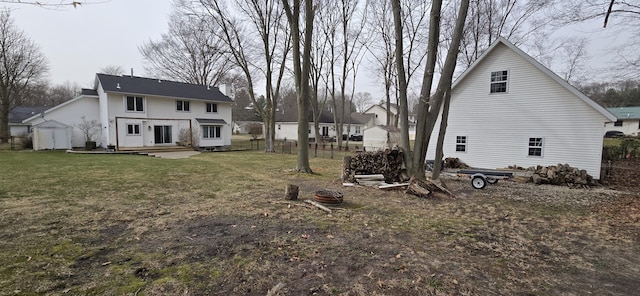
[363,125,401,151]
[32,120,72,150]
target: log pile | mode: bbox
[444,157,470,169]
[529,163,597,187]
[342,149,406,183]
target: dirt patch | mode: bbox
[1,176,639,295]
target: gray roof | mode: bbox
[9,106,48,124]
[81,88,98,96]
[195,118,227,124]
[276,108,369,124]
[96,73,233,103]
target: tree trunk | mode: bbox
[284,184,299,200]
[391,0,411,175]
[432,87,451,180]
[411,0,469,180]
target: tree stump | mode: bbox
[284,184,299,200]
[342,156,352,182]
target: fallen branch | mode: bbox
[304,200,332,213]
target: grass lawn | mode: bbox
[1,150,639,295]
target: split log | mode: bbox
[378,183,409,190]
[406,177,456,198]
[354,174,385,180]
[342,156,352,182]
[304,200,332,213]
[284,184,299,200]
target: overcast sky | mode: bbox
[9,0,172,88]
[6,0,631,96]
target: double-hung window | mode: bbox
[127,124,140,135]
[202,126,221,139]
[490,70,508,93]
[456,136,467,152]
[126,96,144,112]
[206,103,218,113]
[177,100,190,112]
[528,137,543,157]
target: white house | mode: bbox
[363,103,416,139]
[8,106,47,137]
[425,37,616,179]
[274,109,369,141]
[605,107,640,136]
[23,73,234,150]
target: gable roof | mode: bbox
[96,73,233,103]
[21,94,98,124]
[607,107,640,120]
[453,37,617,122]
[9,106,48,124]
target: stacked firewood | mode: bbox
[342,149,406,183]
[529,163,597,187]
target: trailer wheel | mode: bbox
[487,178,498,184]
[471,176,487,189]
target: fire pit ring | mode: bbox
[313,189,344,204]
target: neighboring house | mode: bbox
[8,106,47,137]
[23,73,233,150]
[274,109,368,141]
[424,37,616,179]
[363,103,417,139]
[605,107,640,136]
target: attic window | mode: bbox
[490,70,508,93]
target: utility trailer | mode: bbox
[457,169,514,189]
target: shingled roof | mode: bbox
[96,73,233,103]
[9,106,48,124]
[276,108,370,124]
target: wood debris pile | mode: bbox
[530,163,597,187]
[444,157,470,169]
[342,149,407,183]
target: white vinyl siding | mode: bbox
[425,42,608,179]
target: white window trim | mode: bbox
[527,137,544,157]
[176,100,191,112]
[490,70,509,94]
[124,96,145,113]
[455,135,467,153]
[206,102,218,113]
[126,124,141,136]
[202,125,222,139]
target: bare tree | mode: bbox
[99,65,126,76]
[352,92,372,112]
[0,9,48,142]
[557,0,640,79]
[393,0,469,179]
[364,0,396,126]
[140,1,235,86]
[0,0,108,9]
[458,0,555,68]
[198,0,291,153]
[282,0,314,173]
